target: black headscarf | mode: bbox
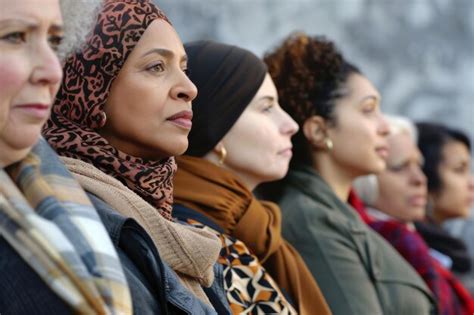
[184,40,267,156]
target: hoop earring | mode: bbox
[325,138,333,151]
[98,111,107,129]
[218,147,227,165]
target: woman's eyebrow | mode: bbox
[359,95,380,103]
[0,18,63,32]
[0,18,36,29]
[141,48,174,58]
[257,96,275,103]
[49,23,64,33]
[141,48,188,63]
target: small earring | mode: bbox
[98,111,107,129]
[325,138,333,150]
[218,147,227,165]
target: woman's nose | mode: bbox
[171,72,198,102]
[377,114,390,137]
[411,164,427,186]
[280,108,299,136]
[31,43,63,87]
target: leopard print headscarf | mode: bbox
[43,0,175,220]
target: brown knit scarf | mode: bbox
[174,155,331,315]
[43,0,175,220]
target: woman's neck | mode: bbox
[313,156,355,201]
[202,154,259,191]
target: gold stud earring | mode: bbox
[325,138,333,150]
[218,147,227,165]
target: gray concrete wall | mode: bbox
[158,0,474,149]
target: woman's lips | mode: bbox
[167,110,193,129]
[375,146,389,159]
[278,147,293,157]
[408,195,427,207]
[14,103,50,119]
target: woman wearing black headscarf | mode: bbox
[173,40,331,315]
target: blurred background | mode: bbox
[158,0,474,156]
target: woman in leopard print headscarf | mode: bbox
[43,0,223,313]
[44,0,179,220]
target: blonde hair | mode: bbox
[58,0,103,60]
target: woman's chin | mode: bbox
[172,140,189,157]
[371,161,387,174]
[263,168,289,183]
[7,135,40,153]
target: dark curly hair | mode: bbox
[257,33,361,202]
[264,32,360,167]
[416,121,471,194]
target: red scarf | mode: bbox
[349,190,474,314]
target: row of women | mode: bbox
[1,0,473,314]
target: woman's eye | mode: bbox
[362,104,376,114]
[262,103,274,113]
[147,62,165,73]
[48,35,63,51]
[1,31,26,44]
[453,165,468,174]
[389,163,407,172]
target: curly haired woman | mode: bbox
[261,33,436,315]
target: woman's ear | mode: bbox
[303,115,329,149]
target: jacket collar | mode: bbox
[61,156,221,288]
[287,165,360,221]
